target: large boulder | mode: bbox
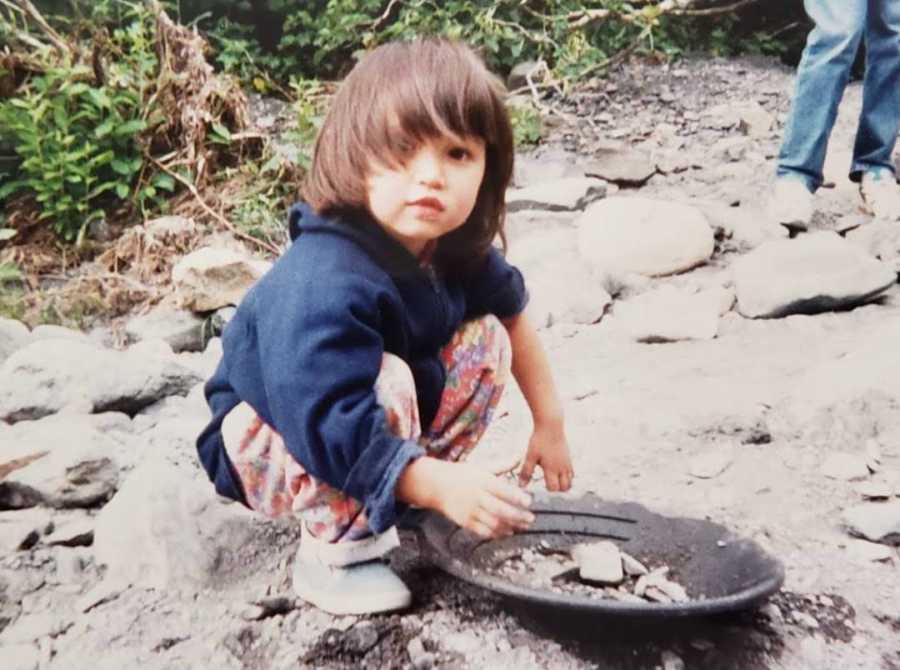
[576,197,714,277]
[0,413,128,510]
[93,457,259,590]
[0,338,202,422]
[172,247,271,312]
[733,232,896,318]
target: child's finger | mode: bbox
[481,492,534,527]
[488,476,533,510]
[545,469,561,492]
[474,510,518,538]
[468,519,495,539]
[517,454,538,488]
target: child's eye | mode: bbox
[448,146,471,160]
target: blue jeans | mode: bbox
[777,0,900,192]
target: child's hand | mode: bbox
[517,421,573,492]
[434,461,535,538]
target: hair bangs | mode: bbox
[303,38,515,274]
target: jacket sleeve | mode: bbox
[463,246,529,320]
[254,273,424,533]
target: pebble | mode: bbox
[407,636,427,660]
[412,652,435,670]
[240,605,266,621]
[690,638,715,651]
[792,611,819,630]
[620,551,649,576]
[661,649,686,670]
[346,621,379,653]
[571,541,624,584]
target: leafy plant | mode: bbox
[508,101,543,147]
[0,0,165,241]
[0,66,146,241]
[287,76,329,169]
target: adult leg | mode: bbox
[777,0,867,192]
[850,0,900,179]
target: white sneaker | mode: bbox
[769,178,814,229]
[292,527,412,615]
[860,171,900,220]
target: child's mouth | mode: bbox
[408,197,446,212]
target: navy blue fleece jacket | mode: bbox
[196,203,529,533]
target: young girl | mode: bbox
[196,38,573,616]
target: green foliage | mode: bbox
[0,1,161,241]
[225,156,294,250]
[287,77,328,169]
[190,0,767,87]
[0,66,146,241]
[508,101,543,147]
[0,261,22,283]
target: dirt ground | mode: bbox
[3,54,900,669]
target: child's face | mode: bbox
[366,132,486,256]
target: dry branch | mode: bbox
[10,0,71,56]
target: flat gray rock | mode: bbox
[614,285,727,342]
[513,150,584,189]
[842,501,900,544]
[0,338,202,422]
[125,305,206,353]
[172,246,271,312]
[733,232,896,319]
[584,143,656,186]
[577,197,714,277]
[0,413,126,509]
[506,177,606,213]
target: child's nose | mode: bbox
[412,149,445,188]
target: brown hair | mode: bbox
[302,38,515,273]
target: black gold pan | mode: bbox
[404,494,785,618]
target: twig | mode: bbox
[12,0,71,56]
[493,17,557,47]
[668,0,761,16]
[370,0,403,32]
[577,27,650,80]
[150,158,282,257]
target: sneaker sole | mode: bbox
[293,579,412,615]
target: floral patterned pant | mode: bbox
[221,315,511,543]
